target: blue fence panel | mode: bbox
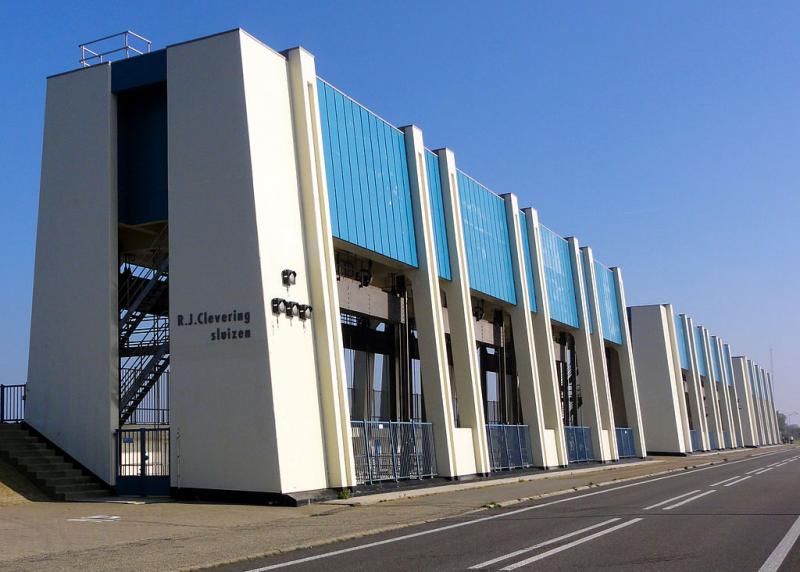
[709,430,719,450]
[518,211,537,312]
[710,337,722,382]
[690,429,701,452]
[540,226,579,328]
[485,424,534,471]
[694,326,708,377]
[595,262,622,344]
[615,427,636,458]
[674,314,690,370]
[581,258,594,334]
[457,171,516,304]
[723,344,734,387]
[317,79,418,267]
[723,430,732,449]
[424,151,451,280]
[564,426,594,462]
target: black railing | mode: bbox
[351,421,437,484]
[0,384,25,423]
[485,424,534,471]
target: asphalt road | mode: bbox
[215,447,800,571]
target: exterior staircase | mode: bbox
[0,424,110,501]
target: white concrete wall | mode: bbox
[27,64,118,484]
[682,316,710,450]
[168,30,327,494]
[629,305,687,454]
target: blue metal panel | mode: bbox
[710,338,722,382]
[456,171,516,304]
[424,151,451,280]
[316,79,418,267]
[723,345,734,386]
[540,225,579,328]
[518,211,537,312]
[581,259,594,334]
[674,314,690,370]
[594,262,622,344]
[694,326,708,377]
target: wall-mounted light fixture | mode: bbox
[357,270,372,288]
[282,269,297,286]
[271,298,286,314]
[298,304,313,320]
[285,301,300,318]
[472,304,485,321]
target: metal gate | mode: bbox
[116,428,170,496]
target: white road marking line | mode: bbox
[468,518,621,569]
[746,467,766,475]
[710,475,742,487]
[755,467,774,475]
[500,519,643,570]
[66,515,121,523]
[723,476,753,487]
[662,490,716,510]
[643,490,701,510]
[242,449,791,571]
[759,515,800,572]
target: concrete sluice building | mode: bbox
[629,305,781,454]
[24,29,777,502]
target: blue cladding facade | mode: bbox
[424,151,451,280]
[518,211,537,312]
[457,171,516,304]
[540,226,579,328]
[694,327,708,377]
[595,262,622,345]
[710,339,722,382]
[674,314,690,370]
[317,79,418,267]
[723,345,734,386]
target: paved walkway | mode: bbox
[0,447,782,571]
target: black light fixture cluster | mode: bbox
[271,298,313,320]
[273,269,312,320]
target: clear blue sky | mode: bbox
[1,2,798,417]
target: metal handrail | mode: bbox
[80,31,151,67]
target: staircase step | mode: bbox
[30,468,83,479]
[52,482,107,494]
[62,489,112,501]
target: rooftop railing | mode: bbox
[80,31,151,67]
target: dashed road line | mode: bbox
[468,518,621,569]
[723,476,752,487]
[759,515,800,572]
[662,490,716,510]
[643,490,701,510]
[499,519,644,570]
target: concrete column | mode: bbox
[698,327,724,449]
[628,305,688,454]
[732,356,758,446]
[708,335,734,448]
[579,247,617,460]
[721,343,744,448]
[285,47,357,488]
[402,127,458,477]
[767,374,780,443]
[759,368,776,444]
[502,195,550,468]
[748,360,766,445]
[523,209,568,467]
[567,238,611,462]
[436,148,491,475]
[610,268,647,457]
[665,305,693,453]
[683,316,710,450]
